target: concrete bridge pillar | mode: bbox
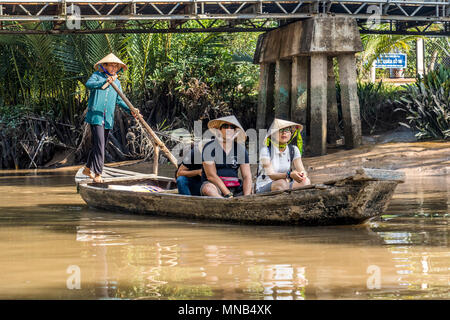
[309,54,328,155]
[291,56,309,134]
[274,60,292,120]
[256,63,275,130]
[254,16,363,156]
[337,53,362,149]
[327,56,341,146]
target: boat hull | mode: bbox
[78,168,403,226]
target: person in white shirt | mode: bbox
[255,118,311,193]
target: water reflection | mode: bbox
[366,175,450,299]
[0,168,448,299]
[260,265,307,300]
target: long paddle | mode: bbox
[99,65,114,90]
[108,80,178,169]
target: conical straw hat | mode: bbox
[94,53,127,71]
[207,115,246,143]
[264,118,303,144]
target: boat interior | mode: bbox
[90,176,177,191]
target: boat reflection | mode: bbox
[73,217,398,300]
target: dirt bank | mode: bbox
[119,140,449,184]
[303,141,449,184]
[1,140,449,183]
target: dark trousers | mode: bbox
[86,124,110,175]
[176,176,202,196]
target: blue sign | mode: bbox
[375,53,407,69]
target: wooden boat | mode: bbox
[76,167,405,226]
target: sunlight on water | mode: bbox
[0,167,448,299]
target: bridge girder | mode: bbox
[0,0,448,35]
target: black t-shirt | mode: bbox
[182,148,202,171]
[181,147,203,182]
[201,140,249,182]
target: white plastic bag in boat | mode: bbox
[107,185,164,193]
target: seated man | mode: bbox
[200,115,252,198]
[176,144,203,196]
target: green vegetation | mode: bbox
[0,22,260,168]
[357,32,417,80]
[354,31,449,137]
[0,21,448,169]
[357,26,449,79]
[335,81,404,135]
[395,66,450,140]
[357,81,405,135]
[0,21,260,127]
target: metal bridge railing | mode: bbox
[0,1,448,35]
[0,1,448,22]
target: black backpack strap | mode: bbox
[202,140,215,159]
[288,144,295,168]
[257,144,294,184]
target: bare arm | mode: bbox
[203,161,230,196]
[239,163,253,195]
[176,164,202,178]
[260,158,289,181]
[290,158,308,182]
[293,158,307,174]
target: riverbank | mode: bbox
[304,141,449,184]
[117,139,450,185]
[1,139,449,182]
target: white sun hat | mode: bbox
[207,115,246,143]
[264,118,303,144]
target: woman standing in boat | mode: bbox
[255,118,310,193]
[82,53,137,183]
[201,115,252,198]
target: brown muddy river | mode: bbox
[0,165,448,300]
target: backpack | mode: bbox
[256,144,296,181]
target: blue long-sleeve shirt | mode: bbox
[84,71,131,129]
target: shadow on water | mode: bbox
[0,202,392,248]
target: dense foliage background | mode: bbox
[0,22,260,168]
[0,21,448,169]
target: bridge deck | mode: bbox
[0,1,448,35]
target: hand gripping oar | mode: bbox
[101,79,112,90]
[108,80,178,169]
[99,64,114,90]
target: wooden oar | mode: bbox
[108,81,178,169]
[101,81,111,90]
[99,65,114,90]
